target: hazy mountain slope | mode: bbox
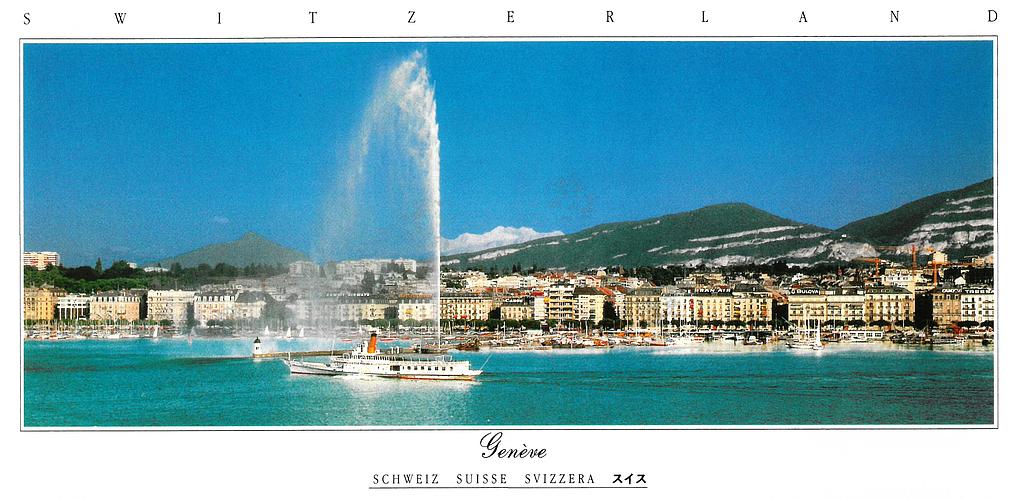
[151,232,308,268]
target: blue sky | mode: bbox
[23,41,993,266]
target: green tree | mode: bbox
[95,258,103,274]
[102,260,136,279]
[602,301,619,322]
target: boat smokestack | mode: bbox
[367,333,378,354]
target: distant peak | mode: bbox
[240,231,263,241]
[690,202,766,215]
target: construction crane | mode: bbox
[877,244,919,273]
[854,257,883,277]
[923,246,949,286]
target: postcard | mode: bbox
[7,2,1018,499]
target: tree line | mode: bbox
[23,260,289,293]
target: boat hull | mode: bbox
[284,360,341,375]
[283,359,481,380]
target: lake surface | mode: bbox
[23,338,995,427]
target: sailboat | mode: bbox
[787,319,823,350]
[285,327,293,340]
[151,324,159,340]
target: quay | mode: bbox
[252,349,350,359]
[251,337,351,359]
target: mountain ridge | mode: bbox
[148,232,308,268]
[444,179,993,270]
[146,178,993,271]
[837,178,993,256]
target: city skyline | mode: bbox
[23,41,994,266]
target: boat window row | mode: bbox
[406,365,451,371]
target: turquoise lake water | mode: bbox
[23,338,994,427]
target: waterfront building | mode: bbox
[440,293,494,321]
[90,290,144,322]
[143,266,169,273]
[930,287,962,327]
[500,298,534,321]
[291,295,386,324]
[960,286,995,325]
[147,290,196,325]
[621,287,662,328]
[864,286,915,326]
[24,285,66,321]
[56,294,90,321]
[573,287,605,323]
[397,295,435,322]
[23,251,60,270]
[730,285,774,324]
[234,291,269,321]
[786,287,866,327]
[531,291,547,320]
[544,283,575,322]
[193,290,238,325]
[661,288,732,325]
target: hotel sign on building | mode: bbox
[786,287,866,327]
[931,287,962,327]
[960,286,994,324]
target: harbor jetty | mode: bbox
[252,349,351,360]
[250,337,351,359]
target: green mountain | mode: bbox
[444,203,878,271]
[151,232,308,268]
[838,178,993,259]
